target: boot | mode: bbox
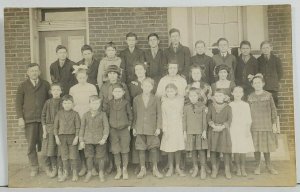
[153,166,163,179]
[50,166,58,178]
[236,167,242,176]
[241,167,248,177]
[84,171,92,183]
[191,166,198,178]
[58,169,68,182]
[175,167,186,177]
[122,167,129,180]
[266,164,279,175]
[205,164,211,174]
[254,162,261,175]
[45,166,52,177]
[200,166,206,180]
[92,167,98,176]
[99,170,105,182]
[72,169,78,182]
[225,166,232,179]
[211,165,218,178]
[114,167,122,180]
[30,166,39,177]
[137,166,146,179]
[78,164,87,176]
[57,167,63,180]
[165,166,174,177]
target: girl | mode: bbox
[211,64,236,99]
[229,86,254,177]
[97,41,123,88]
[69,66,98,177]
[248,74,279,175]
[207,89,232,179]
[160,83,186,177]
[156,60,187,98]
[41,83,62,179]
[183,87,208,179]
[186,64,212,105]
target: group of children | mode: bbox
[16,28,283,183]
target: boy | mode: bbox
[50,45,76,95]
[77,44,100,91]
[16,63,50,177]
[97,41,123,88]
[212,38,237,83]
[191,40,214,84]
[144,33,165,83]
[54,95,81,182]
[120,32,145,84]
[257,41,283,107]
[132,78,163,179]
[163,28,191,78]
[106,83,133,180]
[79,95,109,182]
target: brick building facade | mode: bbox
[4,5,294,155]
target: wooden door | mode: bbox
[39,30,86,82]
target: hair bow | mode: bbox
[72,64,88,74]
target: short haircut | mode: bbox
[187,87,200,96]
[126,32,138,40]
[134,62,147,70]
[27,63,40,69]
[147,33,159,40]
[240,40,251,48]
[251,74,265,84]
[217,38,229,46]
[214,88,227,96]
[142,77,155,87]
[232,86,244,92]
[104,41,117,50]
[81,44,93,53]
[195,40,206,47]
[112,83,125,91]
[50,83,62,90]
[260,40,272,49]
[89,95,101,103]
[56,45,67,53]
[62,94,74,102]
[165,83,178,92]
[169,28,180,36]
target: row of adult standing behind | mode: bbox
[50,28,283,106]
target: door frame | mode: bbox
[29,8,90,64]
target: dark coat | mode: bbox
[53,109,81,136]
[257,53,283,91]
[212,53,237,83]
[144,48,165,83]
[16,78,50,124]
[132,94,162,135]
[50,58,76,95]
[183,102,207,134]
[106,99,133,129]
[163,43,191,77]
[191,53,214,84]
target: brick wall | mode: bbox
[5,8,31,150]
[267,5,294,151]
[88,7,169,59]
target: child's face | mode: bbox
[195,43,206,55]
[148,36,159,48]
[51,86,62,98]
[214,92,225,103]
[105,47,117,58]
[135,65,146,78]
[168,64,178,76]
[89,99,101,111]
[126,37,137,48]
[62,100,73,111]
[112,87,125,100]
[241,44,251,56]
[82,50,93,61]
[76,72,88,84]
[261,43,272,55]
[166,87,177,98]
[141,81,153,94]
[218,69,228,80]
[252,78,264,91]
[189,91,199,104]
[232,87,244,100]
[107,72,118,82]
[56,49,67,60]
[218,40,229,53]
[170,32,180,45]
[27,66,40,80]
[191,68,202,81]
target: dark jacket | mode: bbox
[16,78,50,123]
[257,53,283,91]
[212,53,237,82]
[120,47,145,84]
[235,54,258,91]
[106,99,133,129]
[41,98,62,126]
[76,58,100,88]
[79,111,109,144]
[54,109,81,136]
[191,53,214,84]
[50,58,76,95]
[144,48,165,83]
[163,43,191,77]
[132,94,162,135]
[183,102,207,134]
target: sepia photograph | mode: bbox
[4,4,296,187]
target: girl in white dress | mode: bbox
[160,83,186,177]
[229,86,254,177]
